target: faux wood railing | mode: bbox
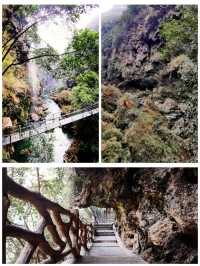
[2,169,94,264]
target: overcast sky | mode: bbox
[37,6,101,53]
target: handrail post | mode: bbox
[83,224,89,251]
[71,209,81,259]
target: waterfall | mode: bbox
[27,61,41,98]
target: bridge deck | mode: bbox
[77,224,146,264]
[3,107,98,146]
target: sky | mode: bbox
[37,6,101,54]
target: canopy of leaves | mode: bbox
[61,28,99,79]
[160,5,198,61]
[2,5,91,74]
[70,71,98,109]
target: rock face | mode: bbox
[74,168,198,263]
[102,6,176,83]
[102,5,197,162]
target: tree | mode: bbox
[159,5,198,61]
[61,28,99,79]
[70,71,99,108]
[2,5,91,75]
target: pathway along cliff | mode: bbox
[77,224,146,264]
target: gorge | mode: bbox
[102,5,197,162]
[2,5,99,163]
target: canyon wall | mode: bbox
[102,5,197,162]
[74,168,198,263]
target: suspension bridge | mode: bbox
[2,103,98,146]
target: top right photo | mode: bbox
[101,5,198,163]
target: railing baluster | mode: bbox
[4,171,94,264]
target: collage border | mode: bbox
[0,0,199,263]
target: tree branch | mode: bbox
[2,50,83,75]
[3,21,38,61]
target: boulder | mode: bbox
[3,117,12,129]
[31,113,40,121]
[148,218,173,246]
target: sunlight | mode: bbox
[37,7,99,54]
[37,17,74,53]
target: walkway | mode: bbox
[77,224,146,264]
[3,103,98,146]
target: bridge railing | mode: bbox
[3,102,99,137]
[3,169,94,264]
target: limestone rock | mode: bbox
[148,218,173,246]
[31,113,40,121]
[74,168,198,263]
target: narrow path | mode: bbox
[77,224,146,264]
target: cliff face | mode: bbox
[74,168,198,263]
[102,5,197,162]
[102,6,176,83]
[2,6,47,162]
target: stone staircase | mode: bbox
[77,224,146,264]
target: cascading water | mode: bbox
[27,61,73,163]
[45,99,73,162]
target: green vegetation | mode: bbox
[3,5,99,163]
[102,5,197,162]
[160,6,198,60]
[62,29,98,77]
[70,71,98,108]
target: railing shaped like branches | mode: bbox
[2,169,94,264]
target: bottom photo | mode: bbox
[2,167,198,264]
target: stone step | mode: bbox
[95,231,115,236]
[89,246,126,256]
[94,236,117,242]
[77,256,145,264]
[94,224,113,230]
[95,229,114,233]
[92,242,118,247]
[94,240,117,243]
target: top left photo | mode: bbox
[2,4,99,163]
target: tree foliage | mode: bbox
[70,71,98,108]
[160,5,198,61]
[2,5,90,74]
[61,28,99,78]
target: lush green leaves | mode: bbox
[70,71,98,109]
[160,6,198,60]
[61,28,99,78]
